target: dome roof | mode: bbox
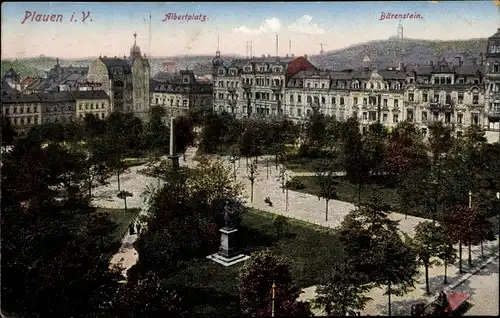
[130,44,141,55]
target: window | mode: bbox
[393,114,399,123]
[408,93,414,101]
[457,131,463,138]
[20,118,24,125]
[183,100,188,107]
[472,113,479,125]
[290,95,294,102]
[5,107,9,115]
[155,98,159,105]
[27,107,31,113]
[332,97,336,104]
[423,93,428,102]
[369,111,377,121]
[297,108,302,117]
[315,83,318,88]
[383,99,388,107]
[298,95,302,103]
[472,94,479,105]
[445,113,451,123]
[394,99,399,107]
[321,83,325,89]
[340,97,344,105]
[458,79,464,84]
[433,112,439,121]
[434,94,439,103]
[446,78,451,85]
[354,97,358,104]
[79,104,82,110]
[363,98,367,105]
[14,118,18,125]
[457,113,463,124]
[494,64,499,73]
[445,94,451,105]
[422,111,427,122]
[421,128,427,137]
[307,83,310,88]
[34,106,37,113]
[102,103,105,108]
[321,97,326,104]
[458,93,464,104]
[306,109,311,116]
[407,110,414,122]
[27,117,31,124]
[382,113,388,122]
[363,112,368,120]
[101,113,105,119]
[20,107,24,114]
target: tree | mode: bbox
[338,196,419,316]
[239,119,263,169]
[247,159,259,203]
[273,215,288,240]
[143,106,169,155]
[314,261,372,315]
[410,221,445,295]
[109,274,190,317]
[174,115,196,160]
[427,121,454,166]
[340,116,370,205]
[384,122,429,181]
[435,230,458,285]
[87,210,118,249]
[117,190,133,210]
[238,250,312,317]
[316,169,339,221]
[1,116,16,150]
[303,111,327,149]
[362,122,388,176]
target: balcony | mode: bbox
[271,84,282,92]
[242,83,252,90]
[227,87,236,93]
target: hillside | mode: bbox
[1,38,489,78]
[308,38,488,70]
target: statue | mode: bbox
[221,198,243,229]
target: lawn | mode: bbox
[289,175,401,211]
[72,207,140,259]
[163,208,343,317]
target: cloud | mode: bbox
[287,15,325,35]
[233,17,282,34]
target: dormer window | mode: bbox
[230,69,237,75]
[244,66,252,72]
[218,68,224,75]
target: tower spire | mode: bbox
[217,36,220,52]
[276,34,279,57]
[133,32,137,45]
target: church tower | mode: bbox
[212,36,224,76]
[128,32,151,121]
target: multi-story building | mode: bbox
[86,33,150,121]
[485,28,500,141]
[73,90,111,120]
[150,69,213,118]
[1,93,42,133]
[1,90,110,133]
[212,48,316,118]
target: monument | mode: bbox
[207,199,249,266]
[169,116,180,169]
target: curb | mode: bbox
[432,250,499,300]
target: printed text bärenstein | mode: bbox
[380,12,424,20]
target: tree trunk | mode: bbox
[250,182,254,203]
[459,241,463,273]
[275,154,278,170]
[468,241,472,268]
[255,156,258,164]
[124,197,127,210]
[388,283,392,317]
[444,259,448,284]
[480,241,484,259]
[425,263,430,295]
[325,199,329,221]
[246,157,249,172]
[233,162,237,182]
[285,188,289,212]
[267,158,270,179]
[358,183,362,207]
[117,171,121,191]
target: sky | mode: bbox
[1,1,500,59]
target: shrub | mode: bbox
[286,177,306,190]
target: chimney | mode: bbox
[291,53,295,58]
[286,54,289,58]
[454,56,462,67]
[262,54,265,58]
[304,54,308,60]
[268,54,271,58]
[398,62,404,71]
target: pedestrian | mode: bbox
[129,223,135,235]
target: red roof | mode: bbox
[444,291,471,312]
[20,77,38,86]
[286,56,317,77]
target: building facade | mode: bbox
[485,28,500,140]
[86,33,150,120]
[212,48,316,118]
[1,90,110,133]
[150,70,213,118]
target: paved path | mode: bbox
[461,257,499,316]
[93,147,498,315]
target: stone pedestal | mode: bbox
[207,227,249,267]
[168,155,180,169]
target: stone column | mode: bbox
[169,116,179,169]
